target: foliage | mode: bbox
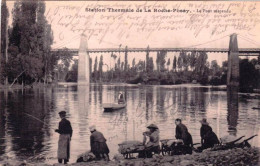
[173,56,177,72]
[65,59,78,82]
[53,48,73,81]
[124,46,128,71]
[5,1,53,85]
[93,56,98,81]
[156,51,167,72]
[1,0,9,84]
[239,59,260,92]
[98,55,103,81]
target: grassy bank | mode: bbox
[0,147,258,166]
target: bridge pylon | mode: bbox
[227,33,239,88]
[77,34,90,85]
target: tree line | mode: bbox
[66,50,225,85]
[66,50,259,91]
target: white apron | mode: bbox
[57,134,71,159]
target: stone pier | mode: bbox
[78,34,90,85]
[227,33,239,87]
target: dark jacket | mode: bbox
[200,125,219,148]
[90,131,109,155]
[57,118,73,137]
[175,123,193,147]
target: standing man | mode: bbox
[175,118,193,147]
[55,111,73,164]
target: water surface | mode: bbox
[0,84,259,164]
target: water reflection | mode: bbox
[0,84,259,164]
[227,87,239,136]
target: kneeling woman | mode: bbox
[142,124,160,158]
[89,125,110,161]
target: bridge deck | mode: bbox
[52,48,260,56]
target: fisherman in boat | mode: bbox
[89,125,110,161]
[55,111,73,164]
[175,118,193,147]
[118,92,125,104]
[199,118,219,150]
[142,124,160,158]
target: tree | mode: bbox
[167,58,170,71]
[210,60,220,76]
[239,59,259,92]
[194,52,208,78]
[181,52,189,71]
[89,57,92,80]
[173,56,177,72]
[156,51,166,72]
[110,52,117,81]
[37,1,53,84]
[177,55,182,71]
[7,1,53,85]
[137,60,145,72]
[145,46,149,71]
[98,55,103,81]
[132,58,136,68]
[190,51,197,71]
[65,59,78,82]
[124,46,128,71]
[186,53,191,71]
[93,56,98,81]
[117,57,121,69]
[147,57,154,73]
[1,0,9,84]
[121,62,124,71]
[53,48,73,81]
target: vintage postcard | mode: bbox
[0,0,260,165]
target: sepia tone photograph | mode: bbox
[0,0,260,165]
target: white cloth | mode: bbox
[58,134,70,159]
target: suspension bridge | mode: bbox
[51,33,260,86]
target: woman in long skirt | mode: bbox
[89,125,110,161]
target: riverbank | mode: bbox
[0,83,57,90]
[0,147,259,166]
[68,147,260,166]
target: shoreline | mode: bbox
[1,83,260,95]
[0,147,259,166]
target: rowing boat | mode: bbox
[102,103,127,111]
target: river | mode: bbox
[0,83,259,164]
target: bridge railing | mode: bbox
[51,47,260,55]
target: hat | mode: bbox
[200,118,209,125]
[58,111,66,115]
[147,124,158,129]
[89,125,96,132]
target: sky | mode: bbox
[5,1,260,69]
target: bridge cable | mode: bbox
[54,35,81,49]
[237,35,260,47]
[182,34,230,49]
[52,36,79,49]
[53,34,81,49]
[238,34,260,45]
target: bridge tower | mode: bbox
[227,33,239,88]
[77,34,90,85]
